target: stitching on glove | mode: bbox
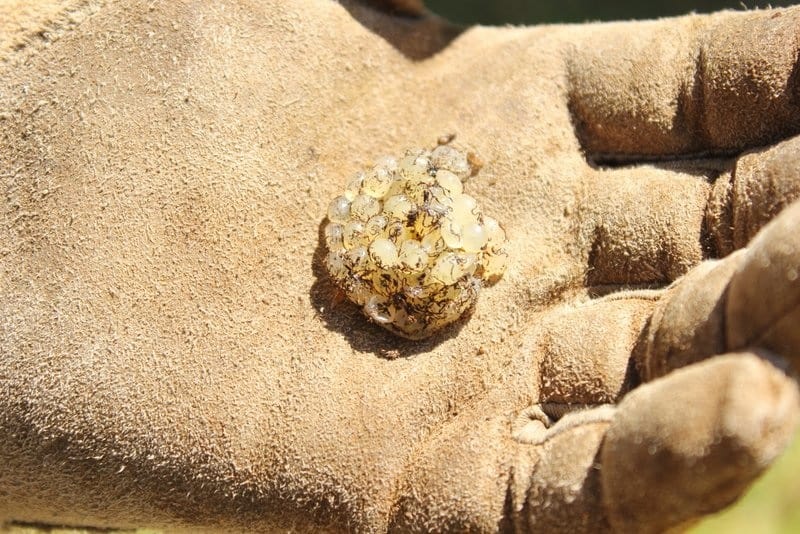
[513,404,615,445]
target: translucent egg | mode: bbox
[350,194,381,221]
[455,252,478,276]
[452,194,479,225]
[384,220,416,245]
[365,215,388,238]
[404,181,430,204]
[430,252,460,285]
[327,196,351,223]
[342,221,364,249]
[374,155,398,171]
[431,144,470,179]
[362,167,394,198]
[403,171,437,203]
[440,220,462,249]
[385,175,407,198]
[398,155,428,180]
[482,215,506,246]
[383,195,415,221]
[369,237,399,268]
[426,185,453,210]
[344,172,365,201]
[460,222,488,252]
[399,240,428,271]
[435,169,463,196]
[324,223,344,250]
[365,295,392,324]
[325,250,347,281]
[347,246,368,271]
[420,229,446,256]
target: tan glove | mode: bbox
[1,0,799,531]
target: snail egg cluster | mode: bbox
[323,145,508,339]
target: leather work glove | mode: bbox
[1,0,799,531]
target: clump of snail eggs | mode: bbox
[323,145,508,339]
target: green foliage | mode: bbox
[427,0,799,25]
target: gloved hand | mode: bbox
[1,1,799,531]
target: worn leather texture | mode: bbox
[1,1,799,531]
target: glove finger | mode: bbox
[726,200,800,368]
[567,7,800,161]
[391,352,798,533]
[388,397,617,533]
[578,135,800,286]
[602,352,799,533]
[577,164,711,286]
[642,198,800,379]
[544,192,800,403]
[519,294,654,406]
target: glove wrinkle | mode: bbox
[522,411,613,534]
[513,404,615,446]
[706,169,736,257]
[730,136,800,249]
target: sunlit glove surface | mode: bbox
[0,1,799,532]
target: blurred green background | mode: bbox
[426,0,798,24]
[424,2,800,533]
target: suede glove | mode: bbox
[1,0,799,532]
